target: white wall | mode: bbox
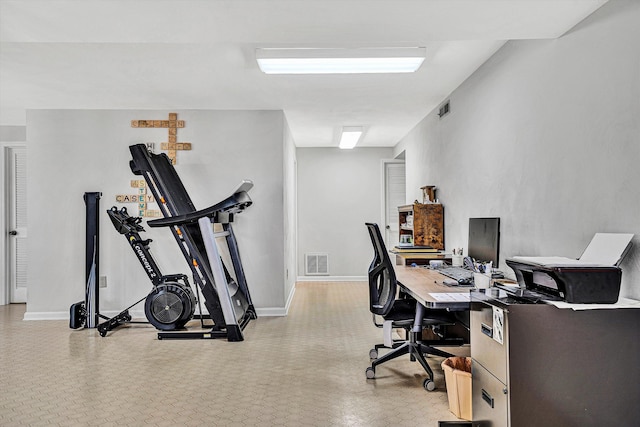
[395,0,640,298]
[1,126,26,141]
[296,147,394,278]
[25,109,288,317]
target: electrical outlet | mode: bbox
[99,276,107,288]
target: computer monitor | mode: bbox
[468,217,500,266]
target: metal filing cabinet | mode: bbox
[470,291,510,426]
[470,288,640,427]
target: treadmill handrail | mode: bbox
[147,191,252,228]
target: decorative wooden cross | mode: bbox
[131,112,192,164]
[115,179,161,217]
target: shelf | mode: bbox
[397,203,444,250]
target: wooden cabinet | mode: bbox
[398,203,444,250]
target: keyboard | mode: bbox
[438,266,474,284]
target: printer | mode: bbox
[506,233,634,304]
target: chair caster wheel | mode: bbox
[366,367,376,379]
[423,378,436,391]
[369,348,378,359]
[98,329,107,337]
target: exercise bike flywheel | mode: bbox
[144,282,196,331]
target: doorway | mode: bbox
[381,159,406,249]
[2,144,27,304]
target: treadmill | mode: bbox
[128,143,256,341]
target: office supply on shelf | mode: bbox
[451,249,464,266]
[463,256,476,271]
[364,223,458,391]
[473,272,491,289]
[507,233,634,303]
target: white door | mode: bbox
[7,146,27,303]
[384,162,406,248]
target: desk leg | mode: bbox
[413,303,425,333]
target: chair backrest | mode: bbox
[365,223,397,317]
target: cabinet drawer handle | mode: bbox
[481,323,493,338]
[482,389,495,408]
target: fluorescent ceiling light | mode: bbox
[339,127,363,149]
[256,47,426,74]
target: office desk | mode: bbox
[394,265,471,311]
[394,265,471,347]
[365,265,470,391]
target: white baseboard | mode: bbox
[24,283,321,321]
[23,311,68,321]
[24,305,291,321]
[255,307,287,317]
[296,275,366,282]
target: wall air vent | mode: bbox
[305,253,329,276]
[438,100,450,118]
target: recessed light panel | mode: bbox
[256,47,426,74]
[339,127,363,149]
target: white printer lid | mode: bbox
[510,233,634,268]
[578,233,633,266]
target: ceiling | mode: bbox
[0,0,608,147]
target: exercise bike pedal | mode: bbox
[97,309,134,337]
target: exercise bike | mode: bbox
[95,206,199,336]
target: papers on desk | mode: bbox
[429,292,471,302]
[547,297,640,311]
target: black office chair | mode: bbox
[364,222,456,391]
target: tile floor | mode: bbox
[1,281,469,426]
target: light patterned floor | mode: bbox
[0,281,468,426]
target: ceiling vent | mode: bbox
[438,100,450,118]
[305,253,329,276]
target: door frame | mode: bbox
[380,158,406,249]
[1,142,27,305]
